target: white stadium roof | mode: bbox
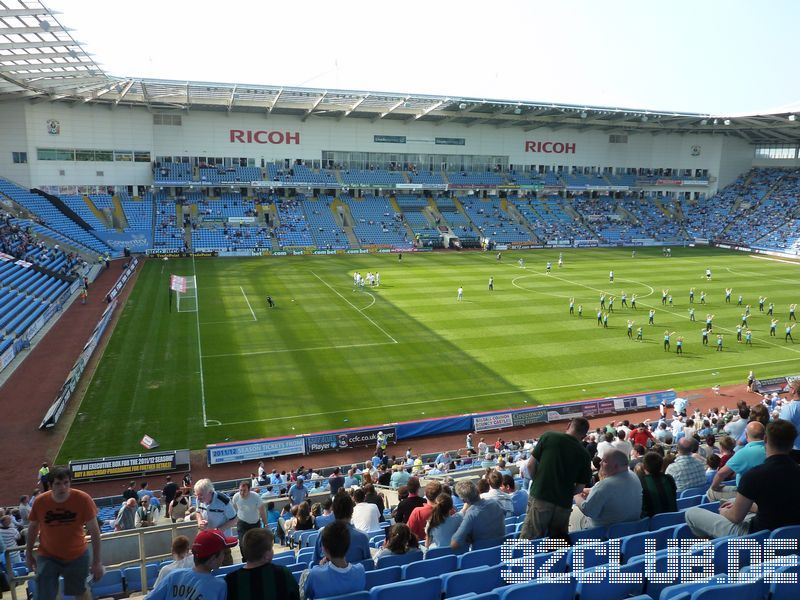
[1,0,800,145]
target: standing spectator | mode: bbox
[301,521,365,600]
[425,494,462,550]
[289,477,308,507]
[136,496,158,527]
[569,450,643,532]
[351,488,381,533]
[630,423,655,448]
[779,379,800,463]
[328,468,345,497]
[37,463,49,492]
[122,481,138,502]
[232,480,267,560]
[147,529,235,600]
[153,536,194,589]
[450,480,505,551]
[665,438,707,493]
[226,528,299,600]
[114,498,138,531]
[311,494,371,566]
[392,477,424,523]
[639,452,678,518]
[390,465,411,490]
[169,490,190,523]
[137,481,156,501]
[25,466,103,599]
[0,515,21,564]
[612,430,633,458]
[406,481,442,541]
[595,433,616,459]
[685,419,800,538]
[373,524,421,565]
[194,478,237,565]
[519,418,593,540]
[162,476,178,510]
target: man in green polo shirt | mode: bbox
[519,418,592,541]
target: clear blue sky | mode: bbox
[47,0,800,116]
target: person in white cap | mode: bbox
[376,431,387,452]
[146,528,236,599]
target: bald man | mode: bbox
[707,421,767,501]
[665,437,707,493]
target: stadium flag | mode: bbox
[140,434,159,449]
[170,274,187,293]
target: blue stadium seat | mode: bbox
[621,525,677,562]
[424,547,456,560]
[123,564,158,592]
[650,511,685,530]
[607,518,649,540]
[574,562,646,600]
[498,581,575,600]
[369,577,441,600]
[677,496,705,511]
[690,580,766,600]
[91,569,125,598]
[403,554,457,579]
[768,525,800,556]
[680,486,709,499]
[364,566,402,589]
[768,563,800,600]
[570,525,607,543]
[657,575,729,600]
[458,545,502,569]
[319,592,371,600]
[375,551,422,569]
[441,564,504,598]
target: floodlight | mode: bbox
[458,103,467,110]
[723,119,731,125]
[789,114,797,121]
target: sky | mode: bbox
[45,0,800,116]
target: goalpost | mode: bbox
[171,274,198,313]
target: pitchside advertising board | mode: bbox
[69,450,190,482]
[207,437,306,465]
[305,427,397,454]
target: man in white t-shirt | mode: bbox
[232,481,267,560]
[350,488,380,533]
[611,430,633,458]
[596,433,616,459]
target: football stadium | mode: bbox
[1,1,800,598]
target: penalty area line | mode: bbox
[240,286,257,321]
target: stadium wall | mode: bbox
[0,98,756,190]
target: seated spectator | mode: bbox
[665,438,707,494]
[169,490,190,523]
[654,422,673,444]
[639,452,678,518]
[480,471,513,517]
[373,523,421,565]
[707,421,766,501]
[425,493,462,550]
[351,488,380,533]
[685,419,800,538]
[629,445,647,472]
[501,474,528,517]
[393,477,424,523]
[450,480,505,550]
[705,454,721,486]
[285,501,315,546]
[698,434,717,459]
[596,432,616,459]
[301,521,365,599]
[406,481,442,541]
[153,535,194,589]
[226,528,299,600]
[310,493,371,565]
[363,484,386,523]
[569,450,643,532]
[390,465,410,490]
[0,514,21,564]
[148,529,236,599]
[718,436,736,468]
[136,495,158,527]
[314,499,334,529]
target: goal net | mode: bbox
[172,274,198,313]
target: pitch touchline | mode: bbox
[204,341,397,359]
[240,286,257,321]
[310,271,398,344]
[207,355,800,426]
[192,256,209,428]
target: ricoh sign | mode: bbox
[230,129,301,144]
[525,140,576,154]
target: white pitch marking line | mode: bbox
[240,286,257,321]
[208,355,800,427]
[311,271,397,343]
[204,340,396,359]
[200,319,260,326]
[750,255,800,266]
[192,255,208,428]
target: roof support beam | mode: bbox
[266,88,282,115]
[114,79,134,105]
[301,91,327,121]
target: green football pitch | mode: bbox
[57,247,800,462]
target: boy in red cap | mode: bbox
[146,529,236,599]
